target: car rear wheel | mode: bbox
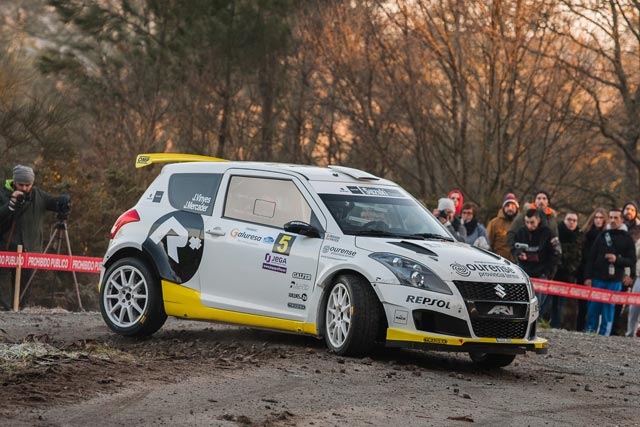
[469,352,517,368]
[100,257,167,337]
[324,274,382,357]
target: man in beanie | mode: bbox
[0,165,71,309]
[487,193,519,261]
[434,197,466,242]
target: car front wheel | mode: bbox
[324,274,382,357]
[100,257,167,337]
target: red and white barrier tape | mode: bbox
[0,251,102,274]
[532,278,640,306]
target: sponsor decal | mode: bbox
[394,310,408,325]
[451,261,520,280]
[262,252,287,274]
[272,233,296,256]
[325,233,340,243]
[288,292,308,301]
[487,305,514,316]
[263,236,275,244]
[494,284,507,299]
[183,193,213,214]
[287,302,306,310]
[450,263,470,277]
[147,211,204,282]
[359,187,402,197]
[292,272,312,281]
[423,337,448,345]
[153,191,164,203]
[137,155,150,164]
[321,245,357,258]
[230,228,263,243]
[290,281,310,291]
[347,186,363,195]
[146,193,153,200]
[406,295,451,309]
[339,187,350,193]
[496,338,512,343]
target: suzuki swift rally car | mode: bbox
[100,154,547,368]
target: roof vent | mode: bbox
[327,165,380,181]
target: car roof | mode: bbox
[160,161,398,186]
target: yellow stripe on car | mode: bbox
[386,327,548,349]
[161,280,317,335]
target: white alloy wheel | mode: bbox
[103,265,149,328]
[326,282,353,349]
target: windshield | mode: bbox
[319,194,453,240]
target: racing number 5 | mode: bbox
[273,233,296,256]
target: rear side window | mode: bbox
[168,173,222,216]
[224,176,312,228]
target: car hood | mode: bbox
[355,237,526,283]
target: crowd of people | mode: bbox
[434,190,640,337]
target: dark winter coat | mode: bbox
[512,224,560,279]
[0,179,63,252]
[555,222,584,284]
[585,224,636,282]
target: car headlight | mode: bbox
[369,253,452,294]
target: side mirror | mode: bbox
[284,221,321,238]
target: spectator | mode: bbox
[0,165,71,310]
[507,191,561,271]
[460,202,490,249]
[584,208,636,336]
[435,198,466,242]
[614,201,640,334]
[448,190,464,217]
[486,193,519,261]
[542,211,583,328]
[512,209,561,311]
[622,201,640,233]
[626,227,640,337]
[576,208,608,331]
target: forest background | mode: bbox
[1,0,640,306]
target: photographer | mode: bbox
[0,165,71,310]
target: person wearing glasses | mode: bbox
[576,208,608,331]
[584,208,636,336]
[541,212,583,328]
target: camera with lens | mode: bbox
[13,192,31,210]
[55,194,72,221]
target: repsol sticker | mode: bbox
[406,295,450,309]
[148,211,204,282]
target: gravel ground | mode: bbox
[0,310,639,427]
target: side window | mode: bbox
[168,173,222,216]
[224,176,312,228]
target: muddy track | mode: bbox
[0,311,639,426]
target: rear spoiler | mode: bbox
[135,153,228,168]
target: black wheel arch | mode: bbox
[104,239,181,286]
[316,269,388,341]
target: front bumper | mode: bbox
[386,327,548,354]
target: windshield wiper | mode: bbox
[409,233,454,242]
[350,230,406,238]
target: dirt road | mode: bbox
[0,310,638,426]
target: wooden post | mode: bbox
[13,245,22,312]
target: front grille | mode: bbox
[471,319,528,339]
[454,281,529,302]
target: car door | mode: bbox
[200,169,326,320]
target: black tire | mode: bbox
[323,274,382,357]
[469,352,517,368]
[100,257,167,337]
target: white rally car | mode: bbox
[100,154,547,368]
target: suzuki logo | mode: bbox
[494,284,507,299]
[487,305,514,316]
